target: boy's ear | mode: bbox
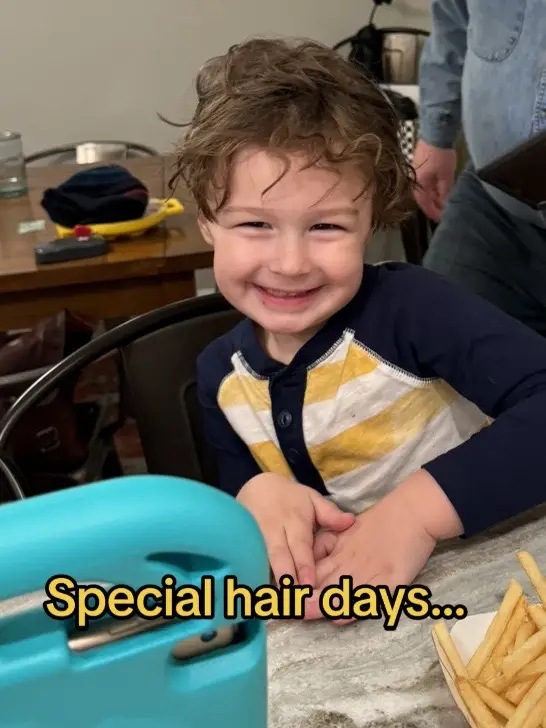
[197,215,214,246]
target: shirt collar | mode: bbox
[236,264,378,377]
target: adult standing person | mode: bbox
[413,0,546,336]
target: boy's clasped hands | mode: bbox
[236,471,441,625]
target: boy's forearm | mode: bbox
[422,389,546,537]
[394,470,463,541]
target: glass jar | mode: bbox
[0,131,28,198]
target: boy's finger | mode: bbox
[303,560,345,621]
[303,568,356,623]
[313,530,338,561]
[329,572,388,626]
[303,589,327,620]
[304,556,339,621]
[306,569,388,625]
[311,494,355,533]
[315,553,342,584]
[286,527,316,587]
[268,534,297,585]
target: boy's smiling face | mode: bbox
[199,148,374,362]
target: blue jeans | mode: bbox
[423,166,546,336]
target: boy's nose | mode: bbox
[268,236,312,277]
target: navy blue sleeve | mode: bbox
[196,345,261,497]
[394,266,546,537]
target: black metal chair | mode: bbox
[0,341,124,502]
[400,205,433,264]
[25,141,158,166]
[394,104,434,265]
[0,293,242,503]
[120,298,242,483]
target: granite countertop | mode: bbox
[267,506,546,728]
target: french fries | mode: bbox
[467,580,523,679]
[529,605,546,630]
[433,550,546,727]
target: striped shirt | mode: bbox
[197,262,546,537]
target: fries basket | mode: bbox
[433,612,495,727]
[432,551,546,728]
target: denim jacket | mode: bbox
[418,0,546,224]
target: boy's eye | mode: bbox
[234,221,346,231]
[311,223,345,231]
[237,221,271,229]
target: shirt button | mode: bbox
[277,410,292,428]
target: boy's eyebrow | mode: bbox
[220,206,267,216]
[312,207,360,217]
[221,205,359,217]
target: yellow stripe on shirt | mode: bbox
[218,371,270,412]
[308,381,457,482]
[248,440,294,479]
[304,342,378,405]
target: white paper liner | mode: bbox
[432,611,496,727]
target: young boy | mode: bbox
[173,38,546,622]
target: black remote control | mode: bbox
[35,234,108,264]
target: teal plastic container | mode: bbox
[0,474,269,728]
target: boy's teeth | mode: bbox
[265,288,307,297]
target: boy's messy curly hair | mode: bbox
[170,37,415,230]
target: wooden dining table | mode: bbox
[0,155,213,330]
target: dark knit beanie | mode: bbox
[41,164,149,228]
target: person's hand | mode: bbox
[304,490,436,624]
[236,473,355,586]
[412,139,457,222]
[304,471,463,624]
[312,527,340,561]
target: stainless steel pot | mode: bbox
[381,29,428,84]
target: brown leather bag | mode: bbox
[0,310,96,476]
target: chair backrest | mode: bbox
[25,141,158,166]
[121,295,243,485]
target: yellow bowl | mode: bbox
[55,197,184,240]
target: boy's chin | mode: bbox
[253,314,325,338]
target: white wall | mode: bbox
[1,0,430,286]
[1,0,430,155]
